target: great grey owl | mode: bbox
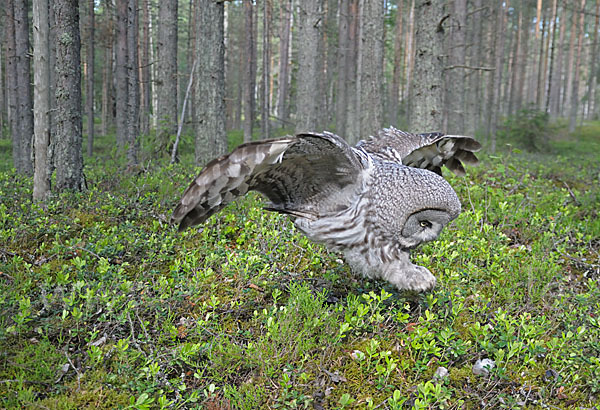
[172,127,480,292]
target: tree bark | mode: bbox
[156,0,178,153]
[344,0,360,141]
[276,0,292,124]
[54,0,83,191]
[100,1,113,136]
[549,3,566,116]
[357,0,385,138]
[242,0,256,142]
[586,0,599,118]
[390,0,403,126]
[568,0,587,132]
[446,0,466,133]
[86,0,95,157]
[195,0,227,165]
[295,0,324,133]
[563,5,578,117]
[33,0,51,200]
[139,0,151,136]
[408,0,445,132]
[9,0,34,175]
[126,0,140,167]
[508,6,523,115]
[335,0,350,135]
[489,0,508,151]
[261,0,271,138]
[115,0,129,147]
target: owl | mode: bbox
[172,127,480,292]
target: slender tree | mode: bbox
[86,0,95,157]
[54,0,84,191]
[357,0,385,137]
[335,0,350,135]
[156,0,178,153]
[115,0,129,147]
[140,0,151,136]
[276,0,292,124]
[296,0,324,133]
[568,0,587,132]
[126,0,140,166]
[242,0,256,142]
[195,0,227,164]
[408,0,445,131]
[261,0,271,138]
[446,0,466,133]
[390,0,404,126]
[33,0,51,200]
[8,0,34,175]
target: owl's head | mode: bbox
[399,209,456,248]
[372,165,461,250]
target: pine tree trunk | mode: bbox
[357,0,385,137]
[568,0,587,132]
[115,0,129,148]
[515,6,531,112]
[296,0,324,133]
[126,0,140,167]
[242,0,256,142]
[335,0,350,135]
[195,0,227,165]
[10,0,34,175]
[489,1,508,151]
[86,0,95,157]
[261,0,271,139]
[405,0,416,106]
[408,0,444,132]
[323,0,338,127]
[549,3,566,116]
[33,0,51,200]
[139,0,151,136]
[563,6,578,117]
[156,0,178,153]
[390,0,403,126]
[345,0,360,142]
[276,0,292,124]
[54,0,83,191]
[545,0,558,113]
[508,6,522,115]
[586,0,599,118]
[446,0,466,133]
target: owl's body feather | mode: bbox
[172,127,480,292]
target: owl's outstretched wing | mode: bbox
[357,127,481,176]
[172,132,367,231]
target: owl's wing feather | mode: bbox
[357,127,481,176]
[172,132,365,231]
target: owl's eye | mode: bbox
[420,220,432,228]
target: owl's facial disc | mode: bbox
[400,209,452,247]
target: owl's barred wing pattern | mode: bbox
[172,132,366,231]
[357,127,481,176]
[172,138,295,230]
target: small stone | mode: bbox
[543,368,559,382]
[433,366,449,380]
[472,358,495,376]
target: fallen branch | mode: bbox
[445,64,495,71]
[171,59,198,164]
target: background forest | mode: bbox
[1,0,600,409]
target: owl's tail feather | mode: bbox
[172,137,295,231]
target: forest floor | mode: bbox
[1,123,599,409]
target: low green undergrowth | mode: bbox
[1,124,599,409]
